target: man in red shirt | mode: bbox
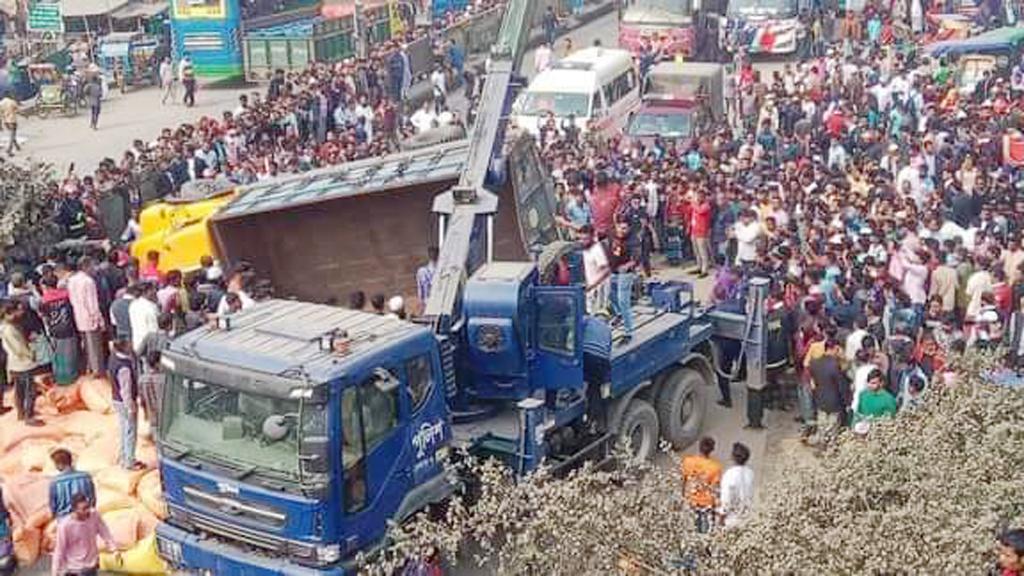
[690,189,714,277]
[589,172,622,239]
[824,104,846,139]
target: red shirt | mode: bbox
[663,194,688,226]
[690,201,712,238]
[993,282,1013,315]
[825,111,845,138]
[589,183,622,237]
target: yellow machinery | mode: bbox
[130,186,236,274]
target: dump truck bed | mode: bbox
[210,138,558,307]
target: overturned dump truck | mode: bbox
[208,137,561,304]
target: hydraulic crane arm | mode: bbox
[423,0,538,333]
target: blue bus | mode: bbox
[170,0,244,79]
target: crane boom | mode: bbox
[423,0,539,333]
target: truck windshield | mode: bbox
[162,376,321,479]
[518,91,590,118]
[727,0,797,18]
[622,0,693,24]
[627,111,692,137]
[645,75,704,97]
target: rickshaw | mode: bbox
[99,32,160,92]
[29,63,78,118]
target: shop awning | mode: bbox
[61,0,130,17]
[110,0,167,19]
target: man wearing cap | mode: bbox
[387,296,406,320]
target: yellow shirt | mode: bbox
[803,340,826,370]
[681,454,722,509]
[0,97,18,126]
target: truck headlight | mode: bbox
[316,544,341,564]
[157,536,184,565]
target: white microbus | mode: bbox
[512,47,641,137]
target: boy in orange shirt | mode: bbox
[681,436,723,533]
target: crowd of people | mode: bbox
[537,5,1024,445]
[3,0,490,245]
[5,0,1024,569]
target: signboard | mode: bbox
[28,1,63,32]
[173,0,226,19]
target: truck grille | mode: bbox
[172,506,284,553]
[168,505,319,564]
[183,486,287,528]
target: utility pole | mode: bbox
[353,0,365,58]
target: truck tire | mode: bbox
[655,367,707,449]
[616,398,659,461]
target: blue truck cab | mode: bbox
[154,259,759,575]
[155,301,454,574]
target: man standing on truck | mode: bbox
[581,225,610,316]
[608,221,637,342]
[681,436,722,533]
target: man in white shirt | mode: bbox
[410,102,437,133]
[533,42,553,74]
[580,226,610,315]
[128,283,160,355]
[719,442,754,529]
[845,320,869,363]
[430,67,447,112]
[354,96,375,143]
[733,210,763,267]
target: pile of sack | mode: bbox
[0,376,166,573]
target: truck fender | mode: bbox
[394,471,460,523]
[606,380,654,435]
[667,352,715,390]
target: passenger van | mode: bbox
[512,47,640,137]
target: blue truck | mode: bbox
[155,268,766,575]
[152,0,769,570]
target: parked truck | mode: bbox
[152,0,769,571]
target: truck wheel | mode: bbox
[616,398,659,461]
[656,367,707,449]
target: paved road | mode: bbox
[12,85,252,173]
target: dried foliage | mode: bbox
[710,350,1024,575]
[364,350,1024,575]
[0,160,62,262]
[362,453,703,576]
